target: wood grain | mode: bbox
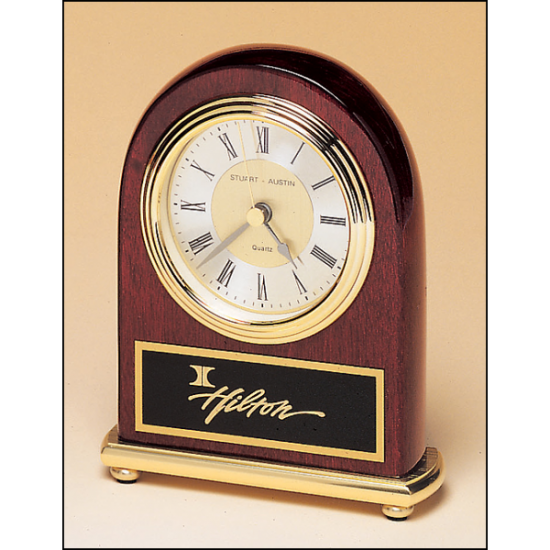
[117,47,425,477]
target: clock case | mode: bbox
[101,47,444,518]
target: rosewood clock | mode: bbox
[100,46,444,520]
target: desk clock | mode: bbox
[101,46,444,520]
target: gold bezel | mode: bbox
[140,96,375,344]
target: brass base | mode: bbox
[101,426,444,519]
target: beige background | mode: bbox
[64,2,486,547]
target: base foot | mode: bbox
[382,504,415,520]
[109,466,141,484]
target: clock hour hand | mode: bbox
[254,203,297,269]
[264,222,297,269]
[196,221,249,268]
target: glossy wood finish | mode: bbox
[117,47,426,477]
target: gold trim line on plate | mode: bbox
[100,426,444,517]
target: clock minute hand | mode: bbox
[196,221,250,268]
[196,205,268,268]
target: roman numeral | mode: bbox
[218,133,238,161]
[188,232,214,255]
[180,200,206,212]
[290,142,305,164]
[190,160,215,181]
[216,259,236,287]
[310,244,337,269]
[312,175,335,191]
[256,126,269,154]
[257,273,268,301]
[320,215,346,226]
[292,270,307,295]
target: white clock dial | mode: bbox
[168,118,350,317]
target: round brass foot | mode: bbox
[110,467,141,484]
[381,504,415,520]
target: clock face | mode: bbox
[170,118,350,312]
[141,96,375,343]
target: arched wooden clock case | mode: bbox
[100,46,444,520]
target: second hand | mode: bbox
[236,120,256,209]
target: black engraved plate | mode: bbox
[135,341,384,462]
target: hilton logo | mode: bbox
[187,365,326,426]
